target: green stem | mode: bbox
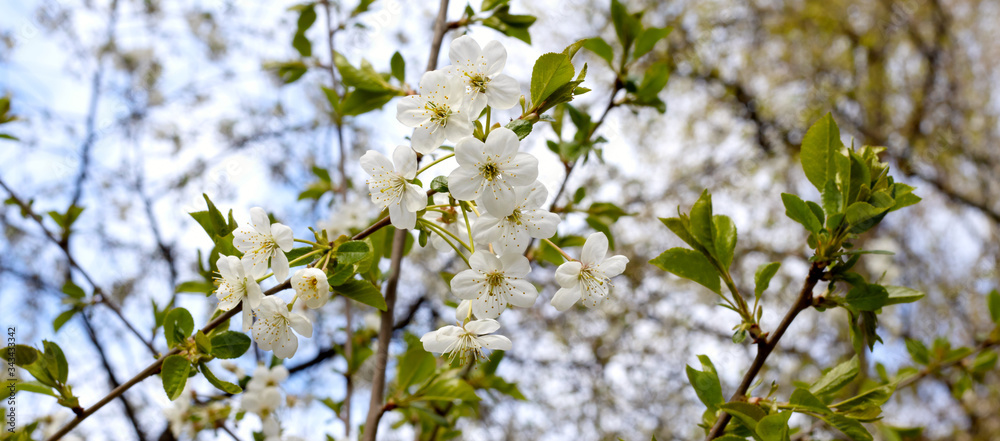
[418,219,471,267]
[460,201,475,252]
[294,238,324,247]
[542,238,573,261]
[484,105,492,136]
[288,249,324,266]
[415,153,455,177]
[419,218,472,252]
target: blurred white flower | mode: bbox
[447,35,521,116]
[361,145,427,230]
[292,268,331,309]
[420,319,511,360]
[234,207,294,281]
[450,251,537,319]
[251,296,313,359]
[472,180,559,253]
[215,255,263,332]
[447,128,538,217]
[396,69,472,153]
[162,386,195,439]
[551,232,629,311]
[319,201,371,238]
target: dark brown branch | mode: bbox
[705,262,826,439]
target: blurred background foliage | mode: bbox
[1,0,998,439]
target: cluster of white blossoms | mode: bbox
[215,207,332,359]
[242,365,304,441]
[359,35,629,361]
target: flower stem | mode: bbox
[460,201,475,252]
[418,219,471,267]
[542,238,573,261]
[484,105,492,136]
[288,249,324,266]
[415,152,455,177]
[294,238,324,247]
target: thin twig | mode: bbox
[705,262,826,439]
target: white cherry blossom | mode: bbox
[215,255,264,332]
[396,69,472,153]
[291,268,331,309]
[447,127,538,217]
[472,180,559,253]
[450,251,537,319]
[420,319,511,361]
[251,296,313,359]
[447,35,521,116]
[550,232,629,311]
[234,207,294,281]
[361,145,427,230]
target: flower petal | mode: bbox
[454,136,487,167]
[396,95,428,127]
[443,115,473,143]
[404,183,427,212]
[246,279,263,309]
[581,232,609,265]
[288,313,313,338]
[449,35,483,70]
[469,250,502,272]
[481,181,516,217]
[270,223,294,252]
[360,150,394,177]
[485,74,520,109]
[464,318,500,334]
[550,286,582,311]
[555,261,583,287]
[502,152,539,187]
[393,145,418,179]
[388,201,417,230]
[242,304,253,333]
[450,269,485,300]
[485,127,519,159]
[503,278,538,308]
[482,41,507,76]
[250,207,271,236]
[478,334,512,351]
[597,255,629,278]
[447,166,484,202]
[411,125,446,155]
[500,252,531,277]
[472,291,506,319]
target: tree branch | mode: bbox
[705,262,826,439]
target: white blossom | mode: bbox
[215,255,264,332]
[447,35,520,116]
[319,201,371,238]
[472,180,559,253]
[450,251,537,319]
[396,69,472,154]
[550,232,629,310]
[251,296,313,359]
[361,145,427,230]
[420,319,511,360]
[291,268,331,309]
[234,207,294,281]
[447,127,538,217]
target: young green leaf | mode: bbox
[335,279,387,310]
[610,0,641,52]
[685,356,723,411]
[753,262,781,300]
[845,283,889,311]
[164,308,195,348]
[633,26,672,60]
[788,388,830,415]
[756,411,791,441]
[988,289,1000,324]
[650,248,721,294]
[809,355,859,396]
[689,190,714,249]
[583,37,615,68]
[712,214,737,269]
[210,331,252,359]
[781,193,822,234]
[800,113,843,192]
[529,53,574,109]
[199,362,242,394]
[161,355,191,400]
[390,51,405,83]
[882,286,925,306]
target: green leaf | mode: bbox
[689,190,714,249]
[686,355,723,411]
[650,248,721,294]
[210,331,252,359]
[506,118,533,140]
[845,201,889,233]
[719,401,766,430]
[610,0,640,52]
[15,381,57,397]
[530,53,575,108]
[42,340,68,384]
[633,26,672,60]
[430,176,449,193]
[396,336,436,393]
[788,388,830,415]
[889,182,921,212]
[13,344,39,366]
[583,37,615,67]
[340,89,399,116]
[659,217,701,252]
[831,383,894,415]
[883,286,925,306]
[753,262,781,301]
[781,193,822,234]
[61,280,86,299]
[161,355,191,400]
[905,339,929,365]
[200,362,242,394]
[845,283,889,311]
[988,289,1000,324]
[335,279,387,311]
[264,60,309,84]
[800,113,843,192]
[296,4,317,31]
[756,411,791,441]
[175,280,216,294]
[52,308,76,332]
[820,414,872,441]
[635,61,670,103]
[292,31,312,57]
[809,355,859,396]
[712,215,737,269]
[822,179,843,215]
[390,51,405,83]
[416,377,480,402]
[333,52,395,93]
[336,241,371,266]
[164,308,195,348]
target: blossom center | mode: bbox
[425,101,452,126]
[485,271,505,294]
[505,208,523,225]
[466,72,490,93]
[479,162,501,181]
[579,265,608,292]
